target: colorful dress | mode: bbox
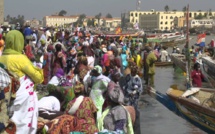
[66,96,98,134]
[43,52,53,84]
[123,74,143,110]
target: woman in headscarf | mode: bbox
[65,83,98,134]
[42,44,54,84]
[0,30,44,134]
[53,44,66,76]
[82,39,95,69]
[98,72,134,134]
[123,63,143,110]
[90,65,110,121]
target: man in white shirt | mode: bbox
[160,47,168,62]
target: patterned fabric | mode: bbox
[45,114,81,134]
[10,76,38,134]
[0,67,11,90]
[47,85,75,109]
[123,74,143,110]
[103,106,128,133]
[24,44,35,60]
[66,97,98,134]
[74,83,85,94]
[43,52,53,84]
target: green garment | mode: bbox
[3,30,24,55]
[146,52,157,75]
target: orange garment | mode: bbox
[0,39,5,51]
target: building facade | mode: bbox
[0,0,4,25]
[189,19,214,28]
[43,15,79,27]
[139,14,159,30]
[130,10,215,30]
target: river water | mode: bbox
[139,35,214,134]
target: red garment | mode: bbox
[211,40,214,47]
[25,44,35,60]
[191,69,204,87]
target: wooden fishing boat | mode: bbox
[147,86,215,134]
[147,5,215,133]
[201,56,215,88]
[169,53,187,72]
[155,61,173,66]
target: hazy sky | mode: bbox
[4,0,215,20]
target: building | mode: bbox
[139,11,184,30]
[0,0,4,25]
[139,14,159,30]
[130,10,215,30]
[189,19,214,28]
[43,15,79,27]
[102,18,121,27]
[24,19,40,28]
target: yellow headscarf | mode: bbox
[3,30,24,55]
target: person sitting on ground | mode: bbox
[65,82,98,134]
[38,90,64,120]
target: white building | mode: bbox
[190,19,214,28]
[43,15,79,27]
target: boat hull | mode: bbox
[147,87,215,133]
[201,56,215,88]
[169,54,187,72]
[155,61,173,66]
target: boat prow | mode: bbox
[148,86,215,133]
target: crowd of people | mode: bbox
[0,25,168,134]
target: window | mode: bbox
[135,13,138,17]
[139,13,142,16]
[160,21,163,24]
[161,16,163,19]
[161,27,163,29]
[192,22,195,24]
[170,16,173,19]
[165,21,168,24]
[130,13,133,17]
[166,16,168,19]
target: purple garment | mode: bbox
[115,119,126,131]
[56,68,64,78]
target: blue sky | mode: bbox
[4,0,215,20]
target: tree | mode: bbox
[95,13,102,26]
[105,13,112,18]
[76,14,86,26]
[182,6,187,12]
[58,10,67,16]
[164,5,169,12]
[87,19,95,27]
[209,9,212,16]
[195,13,203,19]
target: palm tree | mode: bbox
[164,5,169,12]
[182,6,187,12]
